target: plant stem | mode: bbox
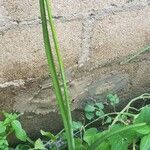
[120,46,150,64]
[111,93,150,126]
[85,112,135,128]
[88,123,146,150]
[133,140,136,150]
[39,1,75,149]
[44,0,73,131]
[44,0,69,106]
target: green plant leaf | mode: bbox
[88,123,146,150]
[85,112,95,120]
[140,134,150,150]
[40,130,56,141]
[0,136,8,150]
[96,110,104,117]
[105,117,112,124]
[72,121,83,131]
[110,138,128,150]
[134,106,150,125]
[15,144,31,150]
[34,139,46,150]
[3,113,19,125]
[110,124,139,144]
[97,141,111,150]
[107,94,119,106]
[11,120,27,142]
[75,138,87,150]
[83,128,98,145]
[3,112,18,119]
[0,122,6,134]
[134,125,150,135]
[95,103,104,110]
[85,104,95,112]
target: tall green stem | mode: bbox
[39,0,75,149]
[44,0,75,149]
[44,0,72,122]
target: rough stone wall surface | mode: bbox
[0,0,150,135]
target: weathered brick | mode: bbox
[90,6,150,66]
[2,0,39,21]
[1,0,135,21]
[51,0,128,16]
[0,20,82,81]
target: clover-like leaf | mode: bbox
[95,102,104,110]
[85,112,95,120]
[96,110,104,117]
[107,94,119,106]
[105,117,112,124]
[84,104,95,112]
[72,121,83,131]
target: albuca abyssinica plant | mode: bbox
[39,0,75,149]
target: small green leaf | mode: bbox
[34,139,46,150]
[85,112,95,120]
[96,110,104,117]
[83,128,98,145]
[134,106,150,125]
[105,117,112,124]
[72,121,83,131]
[107,94,119,106]
[95,103,104,110]
[140,134,150,150]
[84,105,95,112]
[40,130,56,141]
[0,136,8,150]
[3,113,19,125]
[11,120,27,142]
[0,122,6,134]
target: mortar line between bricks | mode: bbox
[0,1,149,33]
[78,18,95,67]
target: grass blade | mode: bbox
[39,0,75,149]
[44,1,75,149]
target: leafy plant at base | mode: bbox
[84,102,105,120]
[67,93,150,150]
[87,93,150,150]
[0,112,31,150]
